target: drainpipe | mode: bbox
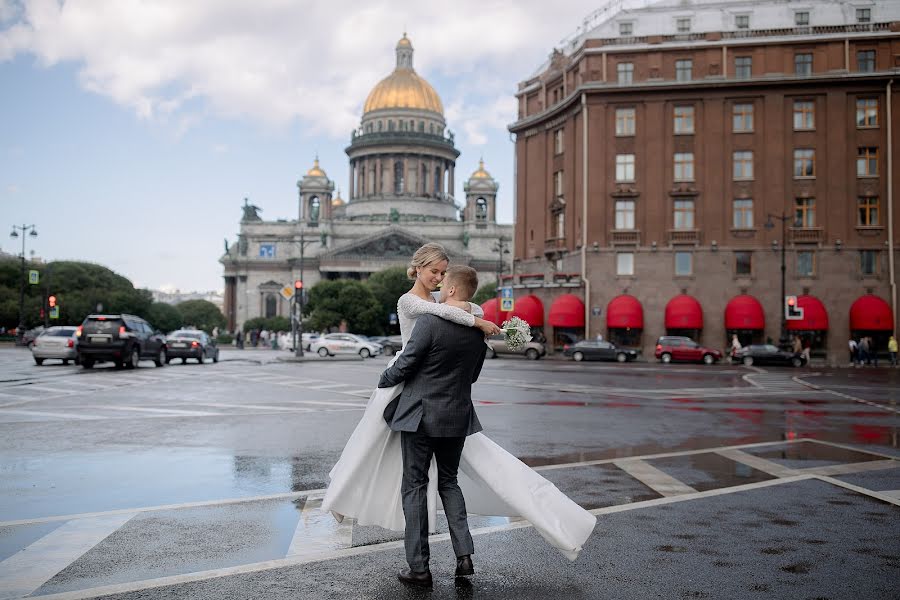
[581,93,590,338]
[888,79,897,336]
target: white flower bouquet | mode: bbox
[501,316,533,350]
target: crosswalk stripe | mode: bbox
[613,458,698,496]
[0,409,103,421]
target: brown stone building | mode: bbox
[507,0,900,364]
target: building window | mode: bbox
[675,59,692,82]
[674,152,694,181]
[265,294,278,318]
[734,251,752,276]
[674,105,694,134]
[554,128,564,154]
[675,252,693,276]
[793,149,815,178]
[617,253,635,276]
[676,18,691,33]
[735,14,750,29]
[615,154,635,182]
[795,197,816,228]
[615,107,635,136]
[860,250,878,275]
[857,50,875,73]
[733,151,753,180]
[732,103,754,132]
[856,98,878,127]
[858,196,879,226]
[735,56,752,79]
[793,100,815,130]
[733,199,754,228]
[615,200,635,229]
[617,62,634,85]
[554,170,564,200]
[795,53,813,75]
[673,199,695,229]
[619,22,633,36]
[856,8,871,23]
[554,211,565,239]
[475,197,488,222]
[857,147,878,177]
[795,11,809,26]
[797,251,815,277]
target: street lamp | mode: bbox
[492,236,511,313]
[287,230,317,358]
[764,212,796,347]
[9,224,38,345]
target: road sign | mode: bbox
[49,306,59,320]
[280,285,294,300]
[501,298,514,312]
[785,295,804,320]
[500,287,513,299]
[29,270,39,284]
[591,306,602,317]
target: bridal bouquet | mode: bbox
[501,316,533,350]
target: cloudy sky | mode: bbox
[1,0,607,292]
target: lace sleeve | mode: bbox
[397,293,476,327]
[469,303,484,318]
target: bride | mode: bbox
[322,243,596,560]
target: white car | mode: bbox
[31,326,79,365]
[310,333,382,358]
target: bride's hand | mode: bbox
[475,317,501,337]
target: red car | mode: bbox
[655,336,723,365]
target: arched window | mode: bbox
[394,161,404,194]
[475,197,488,221]
[377,121,383,132]
[309,196,320,222]
[265,294,277,318]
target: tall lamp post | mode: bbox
[764,212,794,347]
[9,224,38,345]
[492,236,511,314]
[289,230,317,358]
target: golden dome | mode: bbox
[471,159,491,179]
[306,158,326,177]
[332,188,345,207]
[362,35,444,115]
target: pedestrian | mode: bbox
[858,336,869,366]
[801,338,811,365]
[848,338,858,365]
[869,336,879,367]
[730,334,742,362]
[212,326,219,340]
[236,329,244,349]
[792,335,802,355]
[889,335,898,367]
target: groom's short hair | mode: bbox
[445,265,478,300]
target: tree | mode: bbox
[366,266,411,333]
[305,280,382,335]
[243,316,290,333]
[147,302,183,333]
[472,282,498,306]
[176,299,226,333]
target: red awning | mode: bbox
[548,294,585,328]
[786,295,829,331]
[664,294,703,330]
[849,295,894,332]
[511,294,544,327]
[607,294,644,329]
[724,295,765,330]
[480,298,508,326]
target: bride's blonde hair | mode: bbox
[407,243,450,280]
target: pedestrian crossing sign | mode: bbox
[501,298,514,312]
[29,270,39,284]
[49,306,59,319]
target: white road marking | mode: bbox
[613,458,698,496]
[813,475,900,507]
[713,448,800,478]
[0,408,103,421]
[86,405,218,417]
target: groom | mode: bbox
[378,265,488,587]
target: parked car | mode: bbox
[301,332,320,351]
[486,334,546,360]
[310,333,383,358]
[655,336,723,365]
[76,314,167,369]
[31,326,78,365]
[21,326,45,347]
[166,330,219,364]
[733,344,806,368]
[370,335,403,356]
[563,340,638,362]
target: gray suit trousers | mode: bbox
[400,430,474,571]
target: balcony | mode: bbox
[668,229,701,245]
[610,229,640,245]
[544,237,568,257]
[789,227,824,244]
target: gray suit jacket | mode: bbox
[378,314,486,437]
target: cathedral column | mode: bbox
[386,156,394,195]
[349,160,355,200]
[376,159,382,195]
[449,165,455,200]
[224,276,236,332]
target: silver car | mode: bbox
[310,333,382,358]
[486,334,546,360]
[31,326,79,365]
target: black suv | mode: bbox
[76,314,167,369]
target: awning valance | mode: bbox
[607,294,644,329]
[725,295,765,330]
[665,294,703,330]
[548,294,585,328]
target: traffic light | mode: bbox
[785,295,803,320]
[294,280,303,290]
[48,295,57,308]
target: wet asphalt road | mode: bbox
[0,346,897,599]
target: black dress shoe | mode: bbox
[398,568,433,587]
[455,555,474,577]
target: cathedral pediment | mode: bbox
[322,227,431,260]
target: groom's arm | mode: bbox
[377,317,434,388]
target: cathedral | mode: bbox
[221,34,513,331]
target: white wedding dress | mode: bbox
[321,293,596,560]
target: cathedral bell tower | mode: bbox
[297,158,335,226]
[463,159,498,226]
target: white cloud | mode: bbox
[0,0,601,139]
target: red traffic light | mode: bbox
[48,295,57,308]
[294,280,303,290]
[787,297,796,306]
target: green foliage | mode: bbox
[472,282,498,306]
[217,333,234,344]
[305,280,382,335]
[176,299,226,333]
[366,266,411,331]
[243,316,291,333]
[147,302,183,333]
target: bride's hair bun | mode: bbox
[408,243,449,280]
